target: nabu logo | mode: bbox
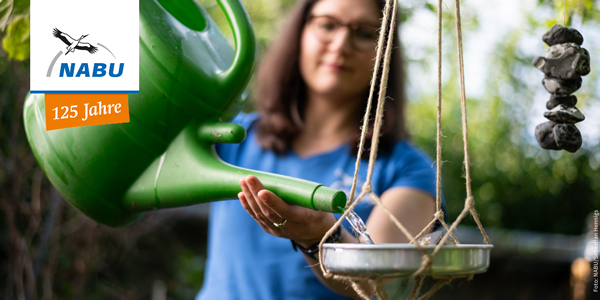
[47,28,124,78]
[59,63,124,77]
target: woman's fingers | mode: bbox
[239,176,337,244]
[243,176,287,223]
[239,179,264,221]
[257,189,295,219]
[239,177,282,229]
[238,190,275,233]
[238,192,257,219]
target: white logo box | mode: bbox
[30,0,139,93]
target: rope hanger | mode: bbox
[316,0,492,298]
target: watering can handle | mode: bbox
[216,0,256,93]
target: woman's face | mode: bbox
[299,0,381,100]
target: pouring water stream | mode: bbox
[346,210,374,244]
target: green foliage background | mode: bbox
[1,0,599,299]
[1,0,29,60]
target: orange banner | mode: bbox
[45,94,129,131]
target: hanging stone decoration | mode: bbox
[533,24,590,153]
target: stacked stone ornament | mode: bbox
[533,24,589,153]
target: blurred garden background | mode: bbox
[1,0,599,299]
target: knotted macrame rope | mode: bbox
[316,0,491,299]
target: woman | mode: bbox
[197,0,438,299]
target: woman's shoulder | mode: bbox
[376,140,437,197]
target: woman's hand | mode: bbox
[238,175,337,248]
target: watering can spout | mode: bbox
[123,122,347,214]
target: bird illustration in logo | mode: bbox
[53,28,98,55]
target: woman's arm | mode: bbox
[237,175,435,298]
[366,187,436,244]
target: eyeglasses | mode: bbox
[307,15,379,52]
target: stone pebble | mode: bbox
[535,121,560,150]
[543,104,585,124]
[542,24,584,46]
[533,43,590,80]
[542,76,582,95]
[546,94,577,110]
[553,123,582,153]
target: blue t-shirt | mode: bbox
[196,112,439,300]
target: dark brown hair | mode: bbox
[254,0,408,157]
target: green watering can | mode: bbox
[23,0,346,227]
